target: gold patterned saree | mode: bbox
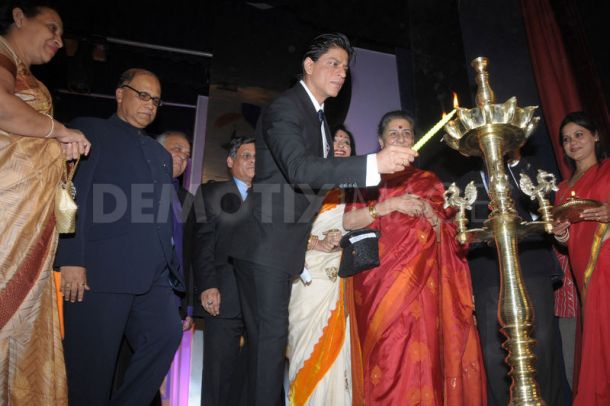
[0,37,67,405]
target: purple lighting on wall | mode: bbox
[345,47,402,155]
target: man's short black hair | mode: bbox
[117,68,159,88]
[302,33,354,69]
[228,136,255,158]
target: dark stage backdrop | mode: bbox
[457,0,561,180]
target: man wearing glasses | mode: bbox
[193,136,255,406]
[55,68,185,405]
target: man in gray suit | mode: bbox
[193,137,255,405]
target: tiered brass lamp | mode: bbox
[443,57,559,405]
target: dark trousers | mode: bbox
[112,338,163,406]
[233,259,292,406]
[202,317,247,406]
[474,276,571,406]
[64,278,182,406]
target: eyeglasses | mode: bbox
[121,84,162,107]
[168,146,191,160]
[237,152,255,161]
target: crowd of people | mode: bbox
[0,1,609,406]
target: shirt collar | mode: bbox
[299,80,324,113]
[109,113,147,134]
[233,177,249,201]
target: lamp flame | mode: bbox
[453,91,459,108]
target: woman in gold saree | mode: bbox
[0,2,89,404]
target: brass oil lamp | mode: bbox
[443,57,558,405]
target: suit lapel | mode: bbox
[228,179,247,213]
[324,119,334,158]
[229,179,243,203]
[293,85,326,158]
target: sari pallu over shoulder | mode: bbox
[348,168,486,405]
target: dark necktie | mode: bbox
[318,109,331,158]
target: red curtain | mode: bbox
[551,0,610,158]
[520,0,582,180]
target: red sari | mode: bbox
[346,168,486,405]
[555,159,610,405]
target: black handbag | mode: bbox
[338,228,381,278]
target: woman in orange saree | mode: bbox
[0,2,89,405]
[343,111,486,405]
[553,112,610,405]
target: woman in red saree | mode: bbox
[343,111,486,405]
[552,112,610,405]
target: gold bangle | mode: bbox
[368,204,379,219]
[42,113,55,138]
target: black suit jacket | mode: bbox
[55,115,185,294]
[192,180,247,319]
[458,158,562,289]
[231,83,368,276]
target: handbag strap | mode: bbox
[65,157,80,182]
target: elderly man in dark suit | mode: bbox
[193,136,255,406]
[230,33,418,405]
[55,68,185,406]
[157,130,195,326]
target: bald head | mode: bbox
[115,69,161,129]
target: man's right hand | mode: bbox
[59,266,90,302]
[201,288,221,316]
[376,145,418,174]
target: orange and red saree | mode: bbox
[346,168,486,405]
[0,38,67,405]
[556,159,610,405]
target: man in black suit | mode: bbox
[458,150,570,406]
[55,69,185,405]
[158,130,195,326]
[230,33,418,405]
[193,136,255,406]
